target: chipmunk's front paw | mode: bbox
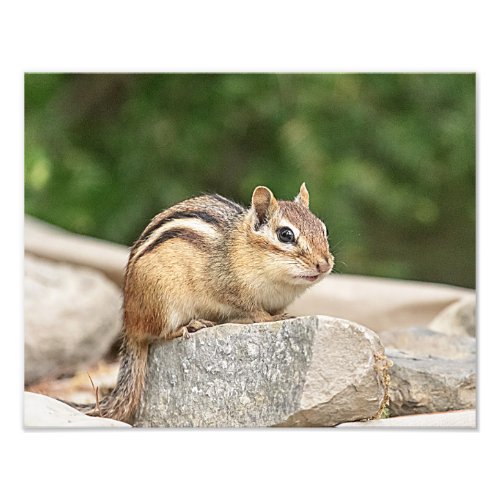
[181,319,217,339]
[271,313,295,321]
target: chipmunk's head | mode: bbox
[248,183,334,287]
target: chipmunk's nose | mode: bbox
[316,258,332,274]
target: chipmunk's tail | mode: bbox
[61,335,149,425]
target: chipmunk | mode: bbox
[77,183,333,424]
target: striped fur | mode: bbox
[131,208,224,256]
[133,222,214,262]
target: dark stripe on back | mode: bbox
[134,228,208,262]
[131,209,222,256]
[209,194,245,213]
[171,210,222,226]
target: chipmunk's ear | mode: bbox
[251,186,279,225]
[294,182,309,208]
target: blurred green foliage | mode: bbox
[25,73,475,288]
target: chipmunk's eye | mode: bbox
[277,226,296,244]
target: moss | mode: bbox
[372,351,393,420]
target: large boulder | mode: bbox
[134,316,390,427]
[24,254,122,384]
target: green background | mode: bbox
[24,73,476,288]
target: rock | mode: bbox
[378,327,476,360]
[25,215,128,286]
[387,348,476,416]
[134,316,390,427]
[289,274,475,333]
[24,254,122,385]
[24,392,130,428]
[429,296,476,337]
[336,409,476,428]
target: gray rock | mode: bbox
[25,215,128,286]
[387,348,476,416]
[336,409,476,428]
[429,296,476,337]
[24,392,130,428]
[134,316,390,427]
[379,327,476,360]
[24,254,122,384]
